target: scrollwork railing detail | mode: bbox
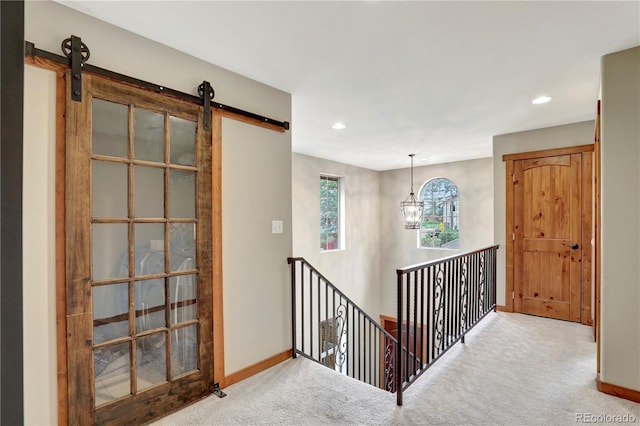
[334,304,348,367]
[395,245,498,405]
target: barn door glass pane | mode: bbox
[134,109,165,162]
[94,341,131,406]
[134,166,164,218]
[136,332,167,391]
[170,223,196,270]
[92,224,128,281]
[92,98,128,158]
[93,283,129,344]
[134,223,165,276]
[135,279,165,332]
[170,275,197,325]
[169,170,195,218]
[170,116,196,166]
[92,161,127,218]
[171,325,198,377]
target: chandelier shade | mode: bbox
[400,154,424,229]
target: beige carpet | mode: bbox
[154,312,640,425]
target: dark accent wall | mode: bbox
[0,1,25,424]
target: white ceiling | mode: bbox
[58,1,639,171]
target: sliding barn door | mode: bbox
[65,73,214,424]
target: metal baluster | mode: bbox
[442,263,447,351]
[431,266,436,361]
[451,259,457,343]
[366,320,370,384]
[474,252,479,322]
[301,264,305,354]
[404,272,410,381]
[317,276,321,362]
[452,260,458,344]
[426,265,432,365]
[374,328,379,388]
[323,282,328,366]
[290,259,297,357]
[334,290,338,371]
[309,269,314,358]
[492,248,497,310]
[419,269,425,370]
[458,257,464,342]
[358,309,362,380]
[352,303,356,380]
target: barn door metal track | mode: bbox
[25,35,290,131]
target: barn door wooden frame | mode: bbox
[25,42,286,424]
[64,72,219,424]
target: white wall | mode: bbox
[23,65,58,426]
[292,153,382,317]
[492,121,595,306]
[222,119,292,373]
[379,158,494,316]
[24,2,292,424]
[600,46,640,391]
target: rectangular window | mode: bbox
[320,175,341,251]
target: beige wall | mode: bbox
[492,121,595,306]
[292,153,382,316]
[24,2,292,424]
[600,46,640,391]
[222,119,292,373]
[291,155,494,319]
[23,65,58,426]
[379,158,494,315]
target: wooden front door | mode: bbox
[65,73,215,424]
[505,146,593,323]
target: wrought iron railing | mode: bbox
[394,245,499,405]
[288,257,397,391]
[288,244,498,405]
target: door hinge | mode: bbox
[512,233,515,241]
[512,173,517,183]
[512,291,515,300]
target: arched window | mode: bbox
[418,178,460,249]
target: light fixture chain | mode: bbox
[410,154,415,194]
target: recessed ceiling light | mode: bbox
[532,96,552,104]
[332,122,346,130]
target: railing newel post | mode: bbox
[290,258,297,359]
[396,270,403,406]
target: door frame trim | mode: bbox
[503,144,594,325]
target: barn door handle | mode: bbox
[570,243,579,250]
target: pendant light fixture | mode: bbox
[400,154,424,229]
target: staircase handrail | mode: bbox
[288,257,398,341]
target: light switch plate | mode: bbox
[272,220,283,234]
